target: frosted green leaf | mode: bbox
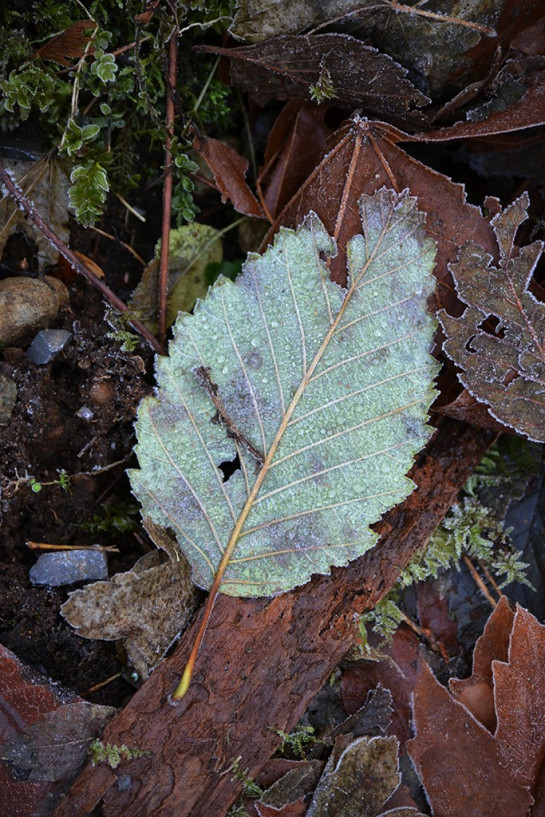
[130,189,439,598]
[128,223,222,333]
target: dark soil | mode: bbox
[0,227,156,708]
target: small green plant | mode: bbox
[81,498,140,536]
[12,468,71,494]
[29,476,42,493]
[309,64,337,104]
[89,739,147,769]
[230,758,263,799]
[0,0,237,225]
[272,725,322,759]
[359,439,536,650]
[228,807,252,817]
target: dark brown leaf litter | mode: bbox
[439,193,545,442]
[201,34,431,131]
[0,279,152,707]
[409,603,545,815]
[262,115,497,315]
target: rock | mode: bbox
[29,550,108,587]
[27,329,72,364]
[0,372,17,422]
[0,276,69,348]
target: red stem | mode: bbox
[0,161,165,355]
[158,30,177,348]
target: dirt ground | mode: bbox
[0,223,157,708]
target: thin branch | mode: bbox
[193,365,265,464]
[463,554,498,608]
[158,29,177,347]
[0,161,165,354]
[309,0,496,36]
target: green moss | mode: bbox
[359,437,539,649]
[0,0,237,225]
[89,739,148,769]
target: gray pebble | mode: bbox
[0,372,17,422]
[27,329,72,364]
[0,276,69,348]
[29,550,108,587]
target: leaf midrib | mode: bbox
[210,214,393,592]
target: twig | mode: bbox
[388,0,496,35]
[0,161,165,355]
[193,366,265,464]
[479,560,503,599]
[113,191,146,222]
[89,226,146,265]
[27,542,120,553]
[158,28,177,348]
[83,672,123,696]
[309,0,496,36]
[463,554,498,608]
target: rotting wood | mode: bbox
[54,418,494,817]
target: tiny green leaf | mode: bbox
[92,53,117,83]
[131,189,438,601]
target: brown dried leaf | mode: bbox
[426,74,545,140]
[192,132,264,218]
[258,101,332,221]
[73,250,105,279]
[438,192,545,442]
[449,595,514,730]
[1,703,115,783]
[342,628,421,752]
[306,735,402,817]
[262,116,497,313]
[332,686,393,742]
[494,605,545,791]
[202,35,430,130]
[229,0,363,42]
[437,389,509,432]
[0,158,71,269]
[408,659,533,817]
[255,799,307,817]
[257,761,323,816]
[61,526,198,681]
[0,644,78,817]
[35,20,96,67]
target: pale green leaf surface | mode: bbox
[130,189,439,597]
[129,223,222,332]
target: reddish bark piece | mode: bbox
[450,595,514,731]
[201,35,430,130]
[54,421,494,817]
[0,644,77,817]
[258,101,332,221]
[192,131,264,218]
[341,627,420,753]
[494,605,545,793]
[408,659,532,817]
[262,116,497,314]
